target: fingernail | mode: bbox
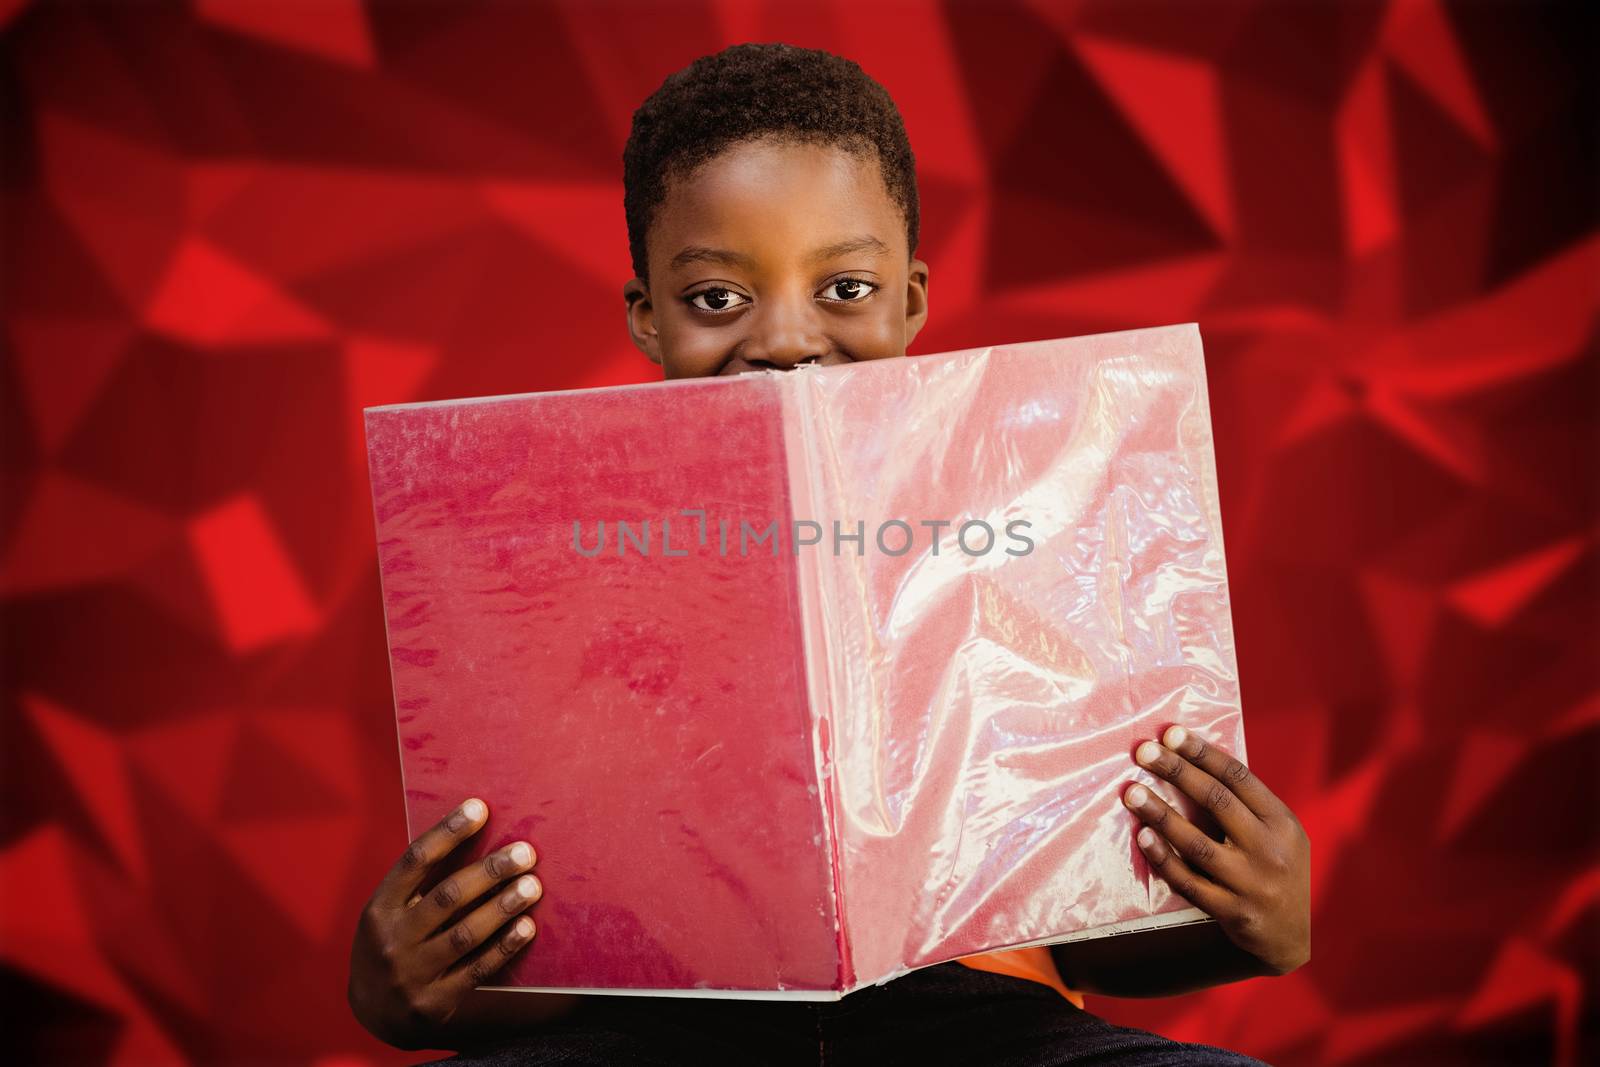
[462,798,486,822]
[510,842,533,867]
[1137,827,1158,849]
[1136,741,1162,766]
[1164,725,1188,750]
[515,875,540,899]
[516,916,534,938]
[1124,784,1149,809]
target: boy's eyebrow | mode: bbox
[808,235,891,262]
[666,235,892,272]
[668,246,757,270]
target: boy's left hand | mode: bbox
[1123,725,1310,976]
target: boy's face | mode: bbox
[623,138,929,378]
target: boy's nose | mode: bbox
[739,301,829,370]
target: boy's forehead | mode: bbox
[649,139,905,270]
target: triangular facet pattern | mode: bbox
[2,2,1593,1062]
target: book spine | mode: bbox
[780,369,855,992]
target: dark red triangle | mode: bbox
[216,722,348,821]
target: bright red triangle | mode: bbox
[145,239,330,347]
[186,493,322,653]
[1449,537,1588,628]
[1338,62,1399,256]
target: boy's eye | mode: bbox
[823,278,876,302]
[687,287,749,313]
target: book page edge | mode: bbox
[474,984,844,1001]
[849,907,1216,992]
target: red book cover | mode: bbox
[364,323,1245,999]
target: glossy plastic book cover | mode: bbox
[364,323,1245,1000]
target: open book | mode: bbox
[364,323,1245,999]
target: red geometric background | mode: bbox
[2,1,1595,1063]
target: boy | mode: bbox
[349,44,1309,1064]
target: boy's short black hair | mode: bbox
[623,42,919,283]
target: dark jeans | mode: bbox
[425,961,1267,1066]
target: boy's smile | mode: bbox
[623,137,930,378]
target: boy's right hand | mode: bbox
[348,798,542,1049]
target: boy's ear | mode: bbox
[904,256,930,348]
[623,278,663,366]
